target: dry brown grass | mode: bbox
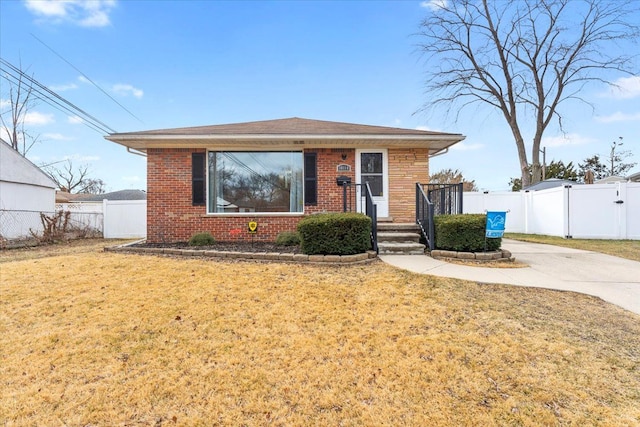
[506,233,640,262]
[0,238,136,264]
[1,242,639,426]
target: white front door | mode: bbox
[355,149,389,217]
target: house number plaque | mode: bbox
[248,221,258,234]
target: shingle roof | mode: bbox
[523,179,582,191]
[105,117,466,153]
[112,117,458,137]
[73,189,147,201]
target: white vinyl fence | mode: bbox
[56,200,146,239]
[464,182,640,240]
[102,200,146,238]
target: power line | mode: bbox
[1,58,116,135]
[1,59,114,134]
[31,33,144,125]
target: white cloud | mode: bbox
[122,175,141,182]
[542,133,595,147]
[62,153,100,162]
[0,98,11,110]
[112,83,143,99]
[24,0,116,28]
[451,142,484,151]
[416,125,444,132]
[24,111,55,125]
[68,115,84,124]
[43,133,73,141]
[603,76,640,99]
[49,82,78,92]
[420,0,448,11]
[24,0,67,17]
[595,111,640,123]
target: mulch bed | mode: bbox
[131,241,302,254]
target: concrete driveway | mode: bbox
[380,239,640,315]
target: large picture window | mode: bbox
[207,151,304,213]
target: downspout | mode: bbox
[428,147,449,158]
[127,147,147,157]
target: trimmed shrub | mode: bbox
[188,232,216,246]
[297,213,372,255]
[275,231,301,246]
[434,214,501,252]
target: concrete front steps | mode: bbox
[377,222,426,255]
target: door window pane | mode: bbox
[362,175,383,196]
[361,152,383,196]
[361,153,382,173]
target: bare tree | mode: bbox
[607,137,636,177]
[578,137,636,180]
[429,168,478,191]
[0,64,40,155]
[417,0,639,187]
[42,160,106,194]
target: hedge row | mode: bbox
[434,214,501,252]
[297,212,372,255]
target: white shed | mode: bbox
[0,140,57,240]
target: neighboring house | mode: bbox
[72,189,147,202]
[106,117,465,243]
[0,140,57,240]
[523,178,582,191]
[595,175,627,184]
[56,189,147,203]
[628,171,640,183]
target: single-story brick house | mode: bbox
[105,117,465,243]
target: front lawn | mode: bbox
[1,241,638,425]
[505,233,640,262]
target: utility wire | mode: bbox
[1,58,115,135]
[31,33,144,125]
[1,62,111,135]
[1,65,108,135]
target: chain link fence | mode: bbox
[0,209,103,248]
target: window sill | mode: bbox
[200,212,305,218]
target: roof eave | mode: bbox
[106,134,466,153]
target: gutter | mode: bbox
[428,147,449,158]
[127,147,147,157]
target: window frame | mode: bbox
[205,150,306,215]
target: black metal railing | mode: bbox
[416,184,436,251]
[425,182,464,215]
[416,183,464,251]
[341,183,378,253]
[364,183,378,253]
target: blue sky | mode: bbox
[1,0,638,192]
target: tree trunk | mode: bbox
[531,163,543,185]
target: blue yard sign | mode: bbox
[486,211,507,238]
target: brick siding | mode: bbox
[147,148,357,243]
[147,147,428,243]
[306,148,355,214]
[388,148,430,222]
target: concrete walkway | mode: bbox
[379,239,640,315]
